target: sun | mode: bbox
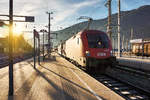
[13,24,24,36]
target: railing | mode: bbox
[113,51,150,59]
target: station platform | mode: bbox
[0,53,124,100]
[117,56,150,71]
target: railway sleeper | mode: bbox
[128,95,149,100]
[107,83,125,87]
[103,80,117,84]
[113,86,131,91]
[96,78,111,82]
[94,75,150,100]
[97,77,114,82]
[117,89,147,100]
[120,90,138,95]
[111,87,147,100]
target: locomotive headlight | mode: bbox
[85,51,90,56]
[110,50,113,56]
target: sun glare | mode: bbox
[13,24,24,36]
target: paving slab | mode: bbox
[0,54,124,100]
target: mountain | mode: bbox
[52,5,150,47]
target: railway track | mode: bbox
[84,65,150,100]
[0,55,33,68]
[75,65,150,99]
[116,64,150,78]
[62,54,150,99]
[93,74,150,100]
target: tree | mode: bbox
[0,21,7,27]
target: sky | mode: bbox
[0,0,150,34]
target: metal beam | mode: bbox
[107,0,112,40]
[0,14,34,18]
[118,0,121,57]
[8,0,14,96]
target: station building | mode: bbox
[130,38,150,56]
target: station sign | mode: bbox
[25,16,34,22]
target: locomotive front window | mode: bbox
[87,33,109,48]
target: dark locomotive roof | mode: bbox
[82,29,106,33]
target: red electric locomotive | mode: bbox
[58,30,116,72]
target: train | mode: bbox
[57,30,117,72]
[130,39,150,56]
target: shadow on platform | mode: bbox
[44,56,57,62]
[24,60,105,100]
[51,62,81,71]
[38,65,105,100]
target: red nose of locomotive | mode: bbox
[85,48,112,59]
[83,30,112,59]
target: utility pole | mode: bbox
[43,31,45,61]
[114,37,116,54]
[112,36,115,54]
[38,38,40,64]
[130,28,133,40]
[130,28,133,51]
[33,30,36,68]
[118,0,121,57]
[46,12,53,57]
[122,35,124,53]
[126,39,128,52]
[106,0,112,40]
[48,13,50,56]
[113,36,116,55]
[9,0,14,96]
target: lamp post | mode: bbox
[43,31,45,61]
[9,0,14,96]
[1,1,34,96]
